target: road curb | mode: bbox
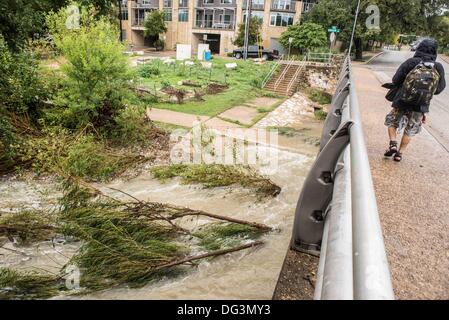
[440,54,449,64]
[364,51,385,65]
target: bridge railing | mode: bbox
[290,57,395,300]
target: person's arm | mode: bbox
[392,58,415,86]
[435,63,446,95]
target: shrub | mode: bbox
[279,22,327,53]
[46,7,133,131]
[114,105,149,144]
[308,89,332,105]
[138,63,161,77]
[63,135,122,181]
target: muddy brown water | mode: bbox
[0,135,318,299]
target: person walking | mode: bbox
[383,38,446,162]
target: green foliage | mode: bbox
[308,89,332,105]
[0,36,46,115]
[113,105,150,144]
[314,109,328,121]
[234,16,262,47]
[193,223,263,251]
[61,205,187,290]
[0,210,57,245]
[305,0,431,57]
[45,6,133,131]
[430,15,449,50]
[63,135,123,181]
[138,58,276,117]
[151,164,281,196]
[144,10,167,39]
[0,268,64,300]
[0,0,67,51]
[138,63,161,77]
[279,22,327,53]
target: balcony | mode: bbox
[270,0,296,12]
[242,0,264,10]
[131,8,157,27]
[132,0,159,8]
[194,9,236,30]
[196,0,236,8]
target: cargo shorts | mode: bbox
[384,108,424,137]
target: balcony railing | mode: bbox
[242,0,264,10]
[196,0,236,7]
[271,0,296,12]
[194,19,235,29]
[132,0,159,8]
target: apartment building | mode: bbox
[119,0,318,55]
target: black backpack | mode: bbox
[400,61,440,106]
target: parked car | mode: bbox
[232,46,279,60]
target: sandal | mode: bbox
[393,152,402,162]
[384,141,398,157]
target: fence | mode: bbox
[290,57,395,300]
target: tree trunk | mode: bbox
[355,37,363,60]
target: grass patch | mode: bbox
[308,89,332,105]
[151,164,281,197]
[137,58,275,117]
[267,126,311,137]
[314,110,328,121]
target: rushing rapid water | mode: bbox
[0,134,318,300]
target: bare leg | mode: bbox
[399,134,411,153]
[388,126,397,142]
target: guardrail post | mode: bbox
[291,120,353,253]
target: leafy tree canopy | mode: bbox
[234,16,262,47]
[144,10,167,38]
[279,22,328,53]
[45,6,133,130]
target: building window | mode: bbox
[243,0,264,9]
[271,0,294,11]
[179,0,188,8]
[121,29,127,40]
[221,0,233,4]
[269,12,294,27]
[164,0,172,7]
[178,8,189,21]
[121,9,128,20]
[203,0,214,4]
[242,10,264,23]
[219,14,231,24]
[164,8,172,21]
[302,0,317,13]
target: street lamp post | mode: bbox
[243,0,253,60]
[118,0,123,42]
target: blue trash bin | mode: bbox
[204,50,211,61]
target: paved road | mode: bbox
[353,65,449,299]
[366,50,449,152]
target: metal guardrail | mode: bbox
[290,57,394,300]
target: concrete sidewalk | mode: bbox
[353,66,449,299]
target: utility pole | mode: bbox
[118,0,123,42]
[243,0,252,59]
